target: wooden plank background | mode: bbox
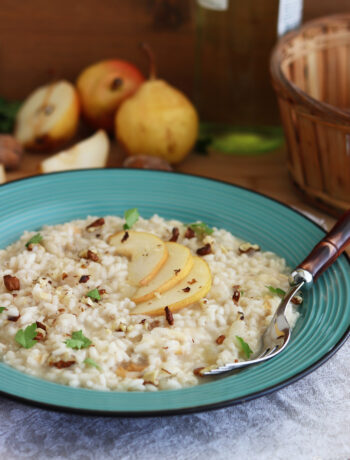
[1,0,350,100]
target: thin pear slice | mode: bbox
[40,130,109,173]
[108,230,168,286]
[132,242,194,303]
[131,256,212,316]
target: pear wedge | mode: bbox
[108,230,168,286]
[132,242,194,303]
[131,256,212,316]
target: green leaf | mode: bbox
[0,97,22,133]
[65,330,92,349]
[236,335,253,359]
[15,323,38,349]
[86,288,101,301]
[0,307,6,313]
[25,233,43,248]
[123,208,139,230]
[266,286,286,298]
[187,222,213,237]
[84,357,100,369]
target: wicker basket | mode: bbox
[271,14,350,215]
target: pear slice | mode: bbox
[132,242,194,303]
[108,230,168,286]
[40,130,110,173]
[131,256,212,316]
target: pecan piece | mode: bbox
[164,306,174,325]
[182,287,191,293]
[196,244,212,256]
[216,335,226,345]
[184,227,195,239]
[79,275,90,283]
[3,275,20,291]
[193,367,205,376]
[174,269,181,275]
[7,314,20,322]
[50,360,76,369]
[121,231,129,243]
[169,227,179,242]
[36,321,47,331]
[86,250,99,262]
[238,242,260,255]
[232,286,240,304]
[148,320,160,330]
[86,217,105,231]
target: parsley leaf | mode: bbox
[84,357,100,369]
[15,323,38,349]
[236,336,253,358]
[65,330,92,349]
[266,286,286,298]
[86,288,101,301]
[25,233,43,248]
[0,307,6,313]
[187,222,213,237]
[123,208,139,230]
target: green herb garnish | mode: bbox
[65,330,92,349]
[15,323,38,349]
[86,288,101,301]
[25,233,43,248]
[123,208,139,230]
[236,336,253,358]
[0,307,6,313]
[266,286,286,298]
[187,222,213,237]
[84,357,100,369]
[0,97,21,133]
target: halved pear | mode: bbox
[131,256,212,316]
[108,230,168,286]
[40,130,110,173]
[132,242,194,303]
[15,80,80,151]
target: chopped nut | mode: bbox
[216,335,226,344]
[79,275,90,283]
[121,231,129,243]
[174,269,181,275]
[238,242,260,255]
[98,288,106,296]
[164,306,174,325]
[291,294,303,305]
[232,286,240,304]
[116,323,127,332]
[36,321,47,331]
[62,272,68,280]
[169,227,179,242]
[7,314,20,322]
[193,367,205,376]
[3,275,20,291]
[86,217,105,232]
[184,227,195,239]
[196,244,212,256]
[182,287,191,293]
[50,360,75,369]
[86,250,99,262]
[140,319,146,325]
[188,278,197,285]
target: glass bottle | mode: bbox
[195,0,303,154]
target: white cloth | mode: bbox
[0,339,349,460]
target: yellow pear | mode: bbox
[115,44,198,164]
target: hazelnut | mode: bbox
[0,135,23,170]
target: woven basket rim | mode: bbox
[270,13,350,125]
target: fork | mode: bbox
[201,208,350,377]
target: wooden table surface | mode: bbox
[5,141,336,231]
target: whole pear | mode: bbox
[115,46,198,164]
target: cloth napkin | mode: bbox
[0,338,349,460]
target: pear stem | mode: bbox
[140,42,157,80]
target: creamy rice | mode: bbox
[0,215,298,391]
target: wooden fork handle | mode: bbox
[297,208,350,281]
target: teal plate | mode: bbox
[0,169,349,415]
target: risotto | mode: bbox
[0,214,299,391]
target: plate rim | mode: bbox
[0,168,349,416]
